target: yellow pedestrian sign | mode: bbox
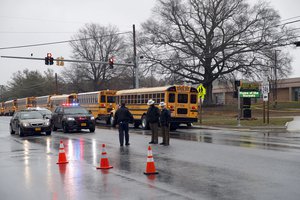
[197,84,206,99]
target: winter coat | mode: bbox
[114,106,133,125]
[160,108,171,127]
[146,105,160,123]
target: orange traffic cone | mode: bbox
[96,144,113,169]
[56,141,68,164]
[144,145,159,175]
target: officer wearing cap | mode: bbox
[159,101,171,146]
[146,99,160,144]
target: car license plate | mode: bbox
[81,123,87,126]
[35,127,41,131]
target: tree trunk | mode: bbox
[203,82,213,105]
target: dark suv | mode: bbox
[51,104,96,133]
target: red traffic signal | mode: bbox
[45,53,54,65]
[108,57,114,69]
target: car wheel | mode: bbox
[63,123,69,133]
[110,115,115,127]
[141,115,149,130]
[46,131,51,136]
[134,122,140,128]
[52,124,57,131]
[89,127,95,133]
[10,124,15,135]
[19,127,24,137]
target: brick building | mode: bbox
[212,77,300,105]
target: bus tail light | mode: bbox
[168,105,175,111]
[100,103,106,108]
[191,106,196,110]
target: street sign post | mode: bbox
[261,81,270,124]
[197,84,206,124]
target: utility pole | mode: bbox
[237,85,241,127]
[274,50,277,108]
[55,73,58,95]
[133,24,139,88]
[273,50,280,108]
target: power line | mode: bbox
[0,31,132,50]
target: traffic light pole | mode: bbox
[133,24,139,89]
[1,55,135,66]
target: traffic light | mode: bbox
[235,80,241,87]
[45,56,49,65]
[50,57,54,65]
[294,41,300,47]
[108,57,114,69]
[45,53,53,65]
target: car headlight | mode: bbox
[44,121,50,126]
[90,116,95,120]
[22,122,30,127]
[67,117,75,121]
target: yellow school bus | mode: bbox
[17,97,36,111]
[49,93,78,111]
[113,85,198,130]
[77,90,117,124]
[0,102,4,116]
[36,95,52,110]
[4,99,17,116]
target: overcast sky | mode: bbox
[0,0,300,86]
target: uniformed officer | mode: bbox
[159,102,171,146]
[114,102,134,146]
[146,99,160,144]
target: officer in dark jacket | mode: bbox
[159,102,171,145]
[146,99,160,144]
[114,102,134,146]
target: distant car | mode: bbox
[10,110,52,137]
[51,104,96,133]
[27,107,52,119]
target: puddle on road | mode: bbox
[171,130,300,152]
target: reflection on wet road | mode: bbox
[1,117,300,200]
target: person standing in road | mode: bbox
[159,102,171,146]
[146,99,160,144]
[114,102,134,147]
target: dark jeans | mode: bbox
[118,122,129,145]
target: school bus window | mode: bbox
[153,93,157,103]
[178,94,188,103]
[107,96,115,103]
[100,95,106,103]
[145,94,148,101]
[191,94,197,104]
[169,93,175,103]
[161,93,165,102]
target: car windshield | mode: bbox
[38,110,52,115]
[20,112,43,120]
[64,107,89,114]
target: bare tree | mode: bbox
[69,23,128,91]
[140,0,295,104]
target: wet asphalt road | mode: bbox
[0,116,300,200]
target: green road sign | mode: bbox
[240,91,260,98]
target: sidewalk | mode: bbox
[195,116,300,132]
[286,116,300,132]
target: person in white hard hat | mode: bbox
[146,99,160,144]
[159,101,171,146]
